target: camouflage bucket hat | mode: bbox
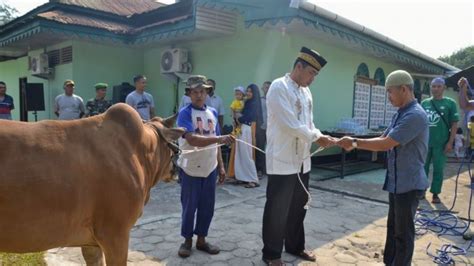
[184,75,212,90]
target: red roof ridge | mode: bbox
[53,0,166,16]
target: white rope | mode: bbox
[179,138,326,210]
[234,139,325,210]
[179,143,226,155]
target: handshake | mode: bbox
[316,135,358,151]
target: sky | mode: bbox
[2,0,473,59]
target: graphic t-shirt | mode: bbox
[421,97,459,147]
[125,91,155,121]
[176,104,220,177]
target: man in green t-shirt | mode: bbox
[421,77,459,203]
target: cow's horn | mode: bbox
[162,113,178,128]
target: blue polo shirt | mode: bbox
[383,100,429,194]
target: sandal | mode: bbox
[287,250,316,262]
[245,182,260,188]
[228,179,246,185]
[196,242,220,255]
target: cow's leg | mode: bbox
[81,246,105,266]
[96,231,130,266]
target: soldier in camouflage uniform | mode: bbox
[85,83,112,117]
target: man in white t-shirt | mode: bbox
[205,79,225,131]
[175,75,234,258]
[125,75,155,121]
[54,79,85,120]
[179,87,192,110]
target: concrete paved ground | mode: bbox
[43,161,473,265]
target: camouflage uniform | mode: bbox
[85,98,112,117]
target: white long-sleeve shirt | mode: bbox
[266,74,322,175]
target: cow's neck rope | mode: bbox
[146,123,181,155]
[180,138,325,210]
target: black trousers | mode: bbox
[383,190,422,266]
[262,171,309,260]
[255,127,266,174]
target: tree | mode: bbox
[0,3,18,26]
[438,46,474,70]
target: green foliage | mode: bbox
[0,252,46,265]
[0,3,18,25]
[438,46,474,70]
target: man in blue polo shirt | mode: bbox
[176,75,234,258]
[338,70,429,266]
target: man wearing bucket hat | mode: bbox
[338,70,429,265]
[85,83,112,117]
[175,75,234,258]
[262,47,336,265]
[421,77,459,204]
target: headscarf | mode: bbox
[243,83,263,128]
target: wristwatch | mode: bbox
[352,138,358,148]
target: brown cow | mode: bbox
[0,103,185,265]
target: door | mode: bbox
[19,77,27,121]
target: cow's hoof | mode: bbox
[178,243,192,258]
[196,242,220,255]
[464,229,473,240]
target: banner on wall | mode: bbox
[353,82,371,128]
[353,82,399,129]
[369,85,386,129]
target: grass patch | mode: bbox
[0,252,46,265]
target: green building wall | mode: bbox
[143,23,415,130]
[0,20,461,134]
[0,43,73,121]
[71,40,144,103]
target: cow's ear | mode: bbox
[162,113,178,128]
[163,127,186,141]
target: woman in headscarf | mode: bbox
[227,84,263,188]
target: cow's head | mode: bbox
[147,114,184,185]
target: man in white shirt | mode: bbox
[205,79,225,132]
[179,88,192,111]
[125,75,155,121]
[262,47,336,265]
[54,79,85,120]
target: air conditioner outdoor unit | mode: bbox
[29,54,49,75]
[160,48,191,74]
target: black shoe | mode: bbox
[178,243,192,258]
[262,258,286,265]
[432,194,441,204]
[196,242,220,255]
